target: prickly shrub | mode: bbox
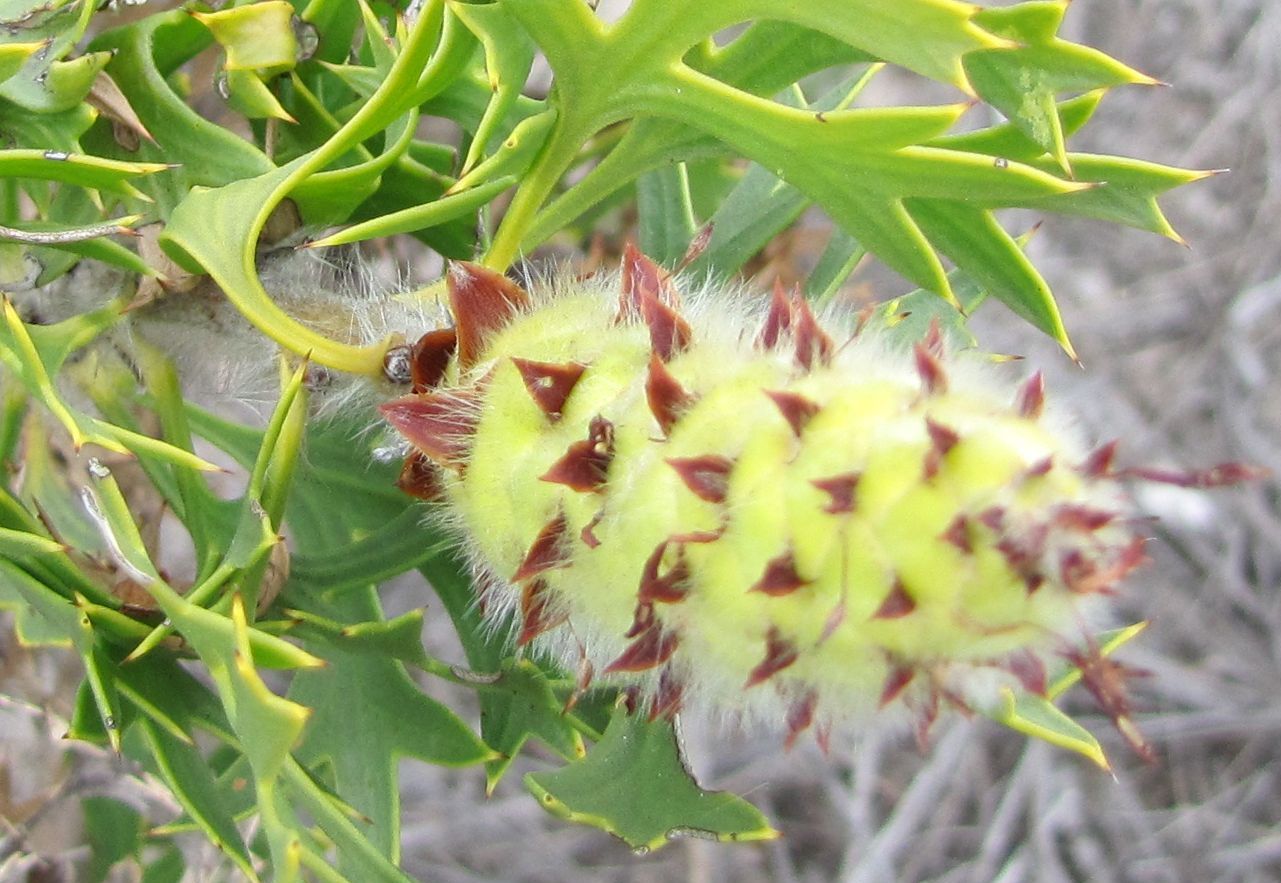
[0,0,1253,877]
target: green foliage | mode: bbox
[0,0,1199,878]
[526,700,777,851]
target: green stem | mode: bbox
[484,116,589,269]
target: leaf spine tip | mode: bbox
[1065,645,1155,763]
[1119,462,1268,488]
[678,224,714,271]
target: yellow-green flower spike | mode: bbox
[381,247,1252,753]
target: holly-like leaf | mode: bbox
[0,148,166,199]
[192,2,299,76]
[81,796,145,883]
[450,0,537,175]
[306,173,514,249]
[0,298,218,470]
[289,591,494,865]
[985,623,1149,769]
[525,701,777,852]
[478,658,586,794]
[968,1,1158,172]
[138,717,258,880]
[480,0,1199,352]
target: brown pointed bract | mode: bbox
[996,524,1049,593]
[872,579,916,619]
[618,244,693,360]
[637,541,690,604]
[765,389,820,437]
[1004,650,1047,696]
[513,511,570,582]
[397,452,446,501]
[677,224,714,271]
[921,319,945,359]
[646,353,696,435]
[784,691,818,749]
[580,510,604,548]
[745,626,799,687]
[649,667,684,720]
[1060,535,1147,594]
[793,291,833,370]
[512,357,586,419]
[642,289,692,361]
[1065,646,1155,763]
[812,472,860,514]
[978,506,1006,532]
[447,262,530,367]
[1119,462,1267,488]
[605,623,679,673]
[914,341,948,394]
[758,279,793,350]
[541,416,614,491]
[879,664,916,707]
[517,578,566,646]
[1053,505,1117,532]
[923,418,959,479]
[380,391,478,465]
[940,514,973,553]
[750,549,810,597]
[1081,440,1119,478]
[410,328,458,392]
[1016,371,1046,419]
[619,242,672,320]
[1023,456,1054,480]
[666,454,734,504]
